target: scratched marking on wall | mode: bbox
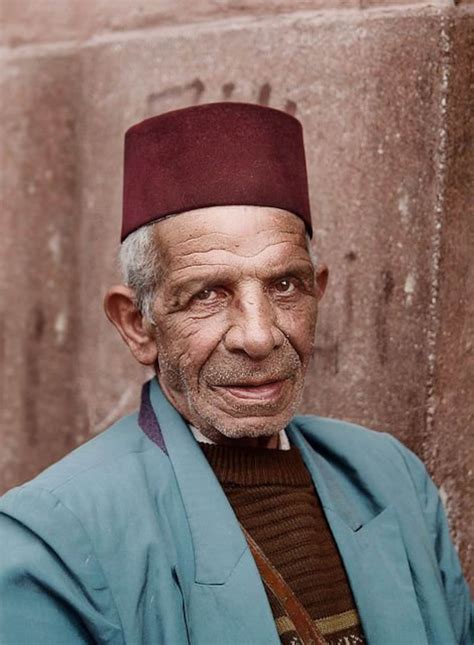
[146,79,298,118]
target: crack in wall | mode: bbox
[423,11,452,467]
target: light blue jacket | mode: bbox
[0,379,472,644]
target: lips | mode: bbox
[214,380,286,401]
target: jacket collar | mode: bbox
[148,378,248,585]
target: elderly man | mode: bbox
[0,103,472,645]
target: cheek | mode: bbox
[156,314,227,375]
[278,300,317,356]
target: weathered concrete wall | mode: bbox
[3,0,471,48]
[1,2,472,582]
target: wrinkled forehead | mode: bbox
[152,205,308,263]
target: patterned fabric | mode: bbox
[201,443,365,645]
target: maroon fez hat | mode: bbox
[121,102,312,241]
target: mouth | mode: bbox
[212,379,287,402]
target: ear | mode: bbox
[104,285,158,366]
[315,264,329,300]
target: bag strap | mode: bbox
[241,525,329,645]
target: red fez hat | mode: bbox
[121,102,312,241]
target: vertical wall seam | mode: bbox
[424,10,452,466]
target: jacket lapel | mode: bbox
[149,378,245,585]
[288,425,429,645]
[148,379,279,644]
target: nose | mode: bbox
[223,286,284,360]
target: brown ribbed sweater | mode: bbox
[201,444,365,645]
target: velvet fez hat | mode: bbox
[121,102,312,241]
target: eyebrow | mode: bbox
[167,260,314,298]
[274,261,314,278]
[166,269,236,299]
[260,260,315,284]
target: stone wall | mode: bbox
[1,1,473,583]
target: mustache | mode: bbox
[202,344,302,387]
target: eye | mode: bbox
[274,278,295,293]
[195,288,216,301]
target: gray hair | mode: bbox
[119,222,161,323]
[119,220,317,323]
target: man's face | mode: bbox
[149,205,322,444]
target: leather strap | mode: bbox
[241,526,329,645]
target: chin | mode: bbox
[194,406,297,443]
[217,419,284,441]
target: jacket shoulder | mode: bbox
[8,411,168,491]
[291,414,431,495]
[0,411,174,539]
[0,412,181,644]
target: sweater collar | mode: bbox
[200,442,312,487]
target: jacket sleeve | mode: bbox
[387,436,474,645]
[0,486,124,645]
